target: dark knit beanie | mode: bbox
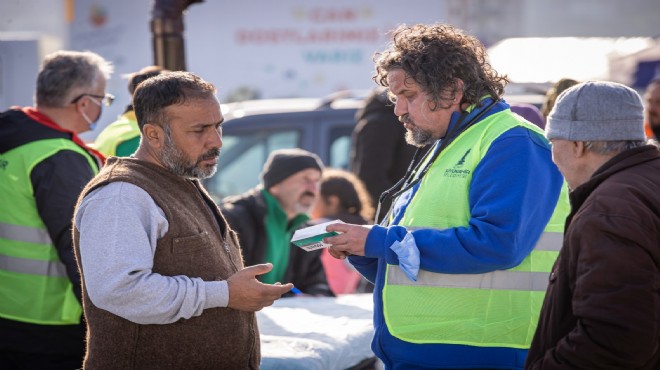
[260,148,324,189]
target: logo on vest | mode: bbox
[444,149,471,178]
[0,158,8,170]
[456,149,471,166]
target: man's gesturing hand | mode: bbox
[226,263,293,311]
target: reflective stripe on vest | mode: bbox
[0,254,67,277]
[387,231,562,291]
[382,108,569,348]
[0,138,97,325]
[0,221,52,245]
[0,222,67,278]
[389,265,550,291]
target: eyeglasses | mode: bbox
[70,93,115,107]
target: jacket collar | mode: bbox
[569,145,660,210]
[22,107,106,165]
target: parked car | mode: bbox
[203,91,368,200]
[203,90,546,201]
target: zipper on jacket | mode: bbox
[188,180,240,271]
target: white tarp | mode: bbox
[257,293,375,370]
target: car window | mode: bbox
[328,126,352,170]
[206,129,300,199]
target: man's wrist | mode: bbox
[205,280,229,308]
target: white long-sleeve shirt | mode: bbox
[74,181,229,325]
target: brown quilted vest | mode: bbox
[73,157,260,369]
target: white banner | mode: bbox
[69,0,446,139]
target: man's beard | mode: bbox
[401,114,435,147]
[161,132,220,179]
[405,125,435,147]
[292,191,316,215]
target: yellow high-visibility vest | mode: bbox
[0,138,98,324]
[93,111,141,157]
[383,109,569,348]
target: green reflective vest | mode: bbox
[93,111,141,157]
[383,109,570,348]
[0,138,98,325]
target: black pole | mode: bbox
[150,0,204,71]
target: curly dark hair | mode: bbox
[374,23,508,110]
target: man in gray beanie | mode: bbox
[221,148,333,296]
[525,81,660,369]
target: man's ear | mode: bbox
[454,79,465,107]
[71,96,87,113]
[574,141,586,157]
[267,183,280,197]
[142,123,165,149]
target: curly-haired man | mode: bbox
[325,23,569,369]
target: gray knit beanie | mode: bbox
[260,148,324,189]
[545,81,645,141]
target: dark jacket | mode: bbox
[222,187,333,296]
[525,145,660,370]
[74,158,259,369]
[0,108,97,356]
[349,90,418,221]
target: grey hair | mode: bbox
[133,71,216,131]
[582,140,646,155]
[36,50,114,108]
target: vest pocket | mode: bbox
[171,231,212,254]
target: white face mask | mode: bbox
[82,97,102,130]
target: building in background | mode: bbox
[1,0,659,140]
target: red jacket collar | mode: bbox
[22,107,106,166]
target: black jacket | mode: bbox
[221,187,333,296]
[0,108,97,355]
[349,90,418,222]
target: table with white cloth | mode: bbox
[257,293,376,370]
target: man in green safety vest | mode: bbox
[0,50,112,369]
[324,23,569,369]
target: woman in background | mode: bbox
[310,168,374,294]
